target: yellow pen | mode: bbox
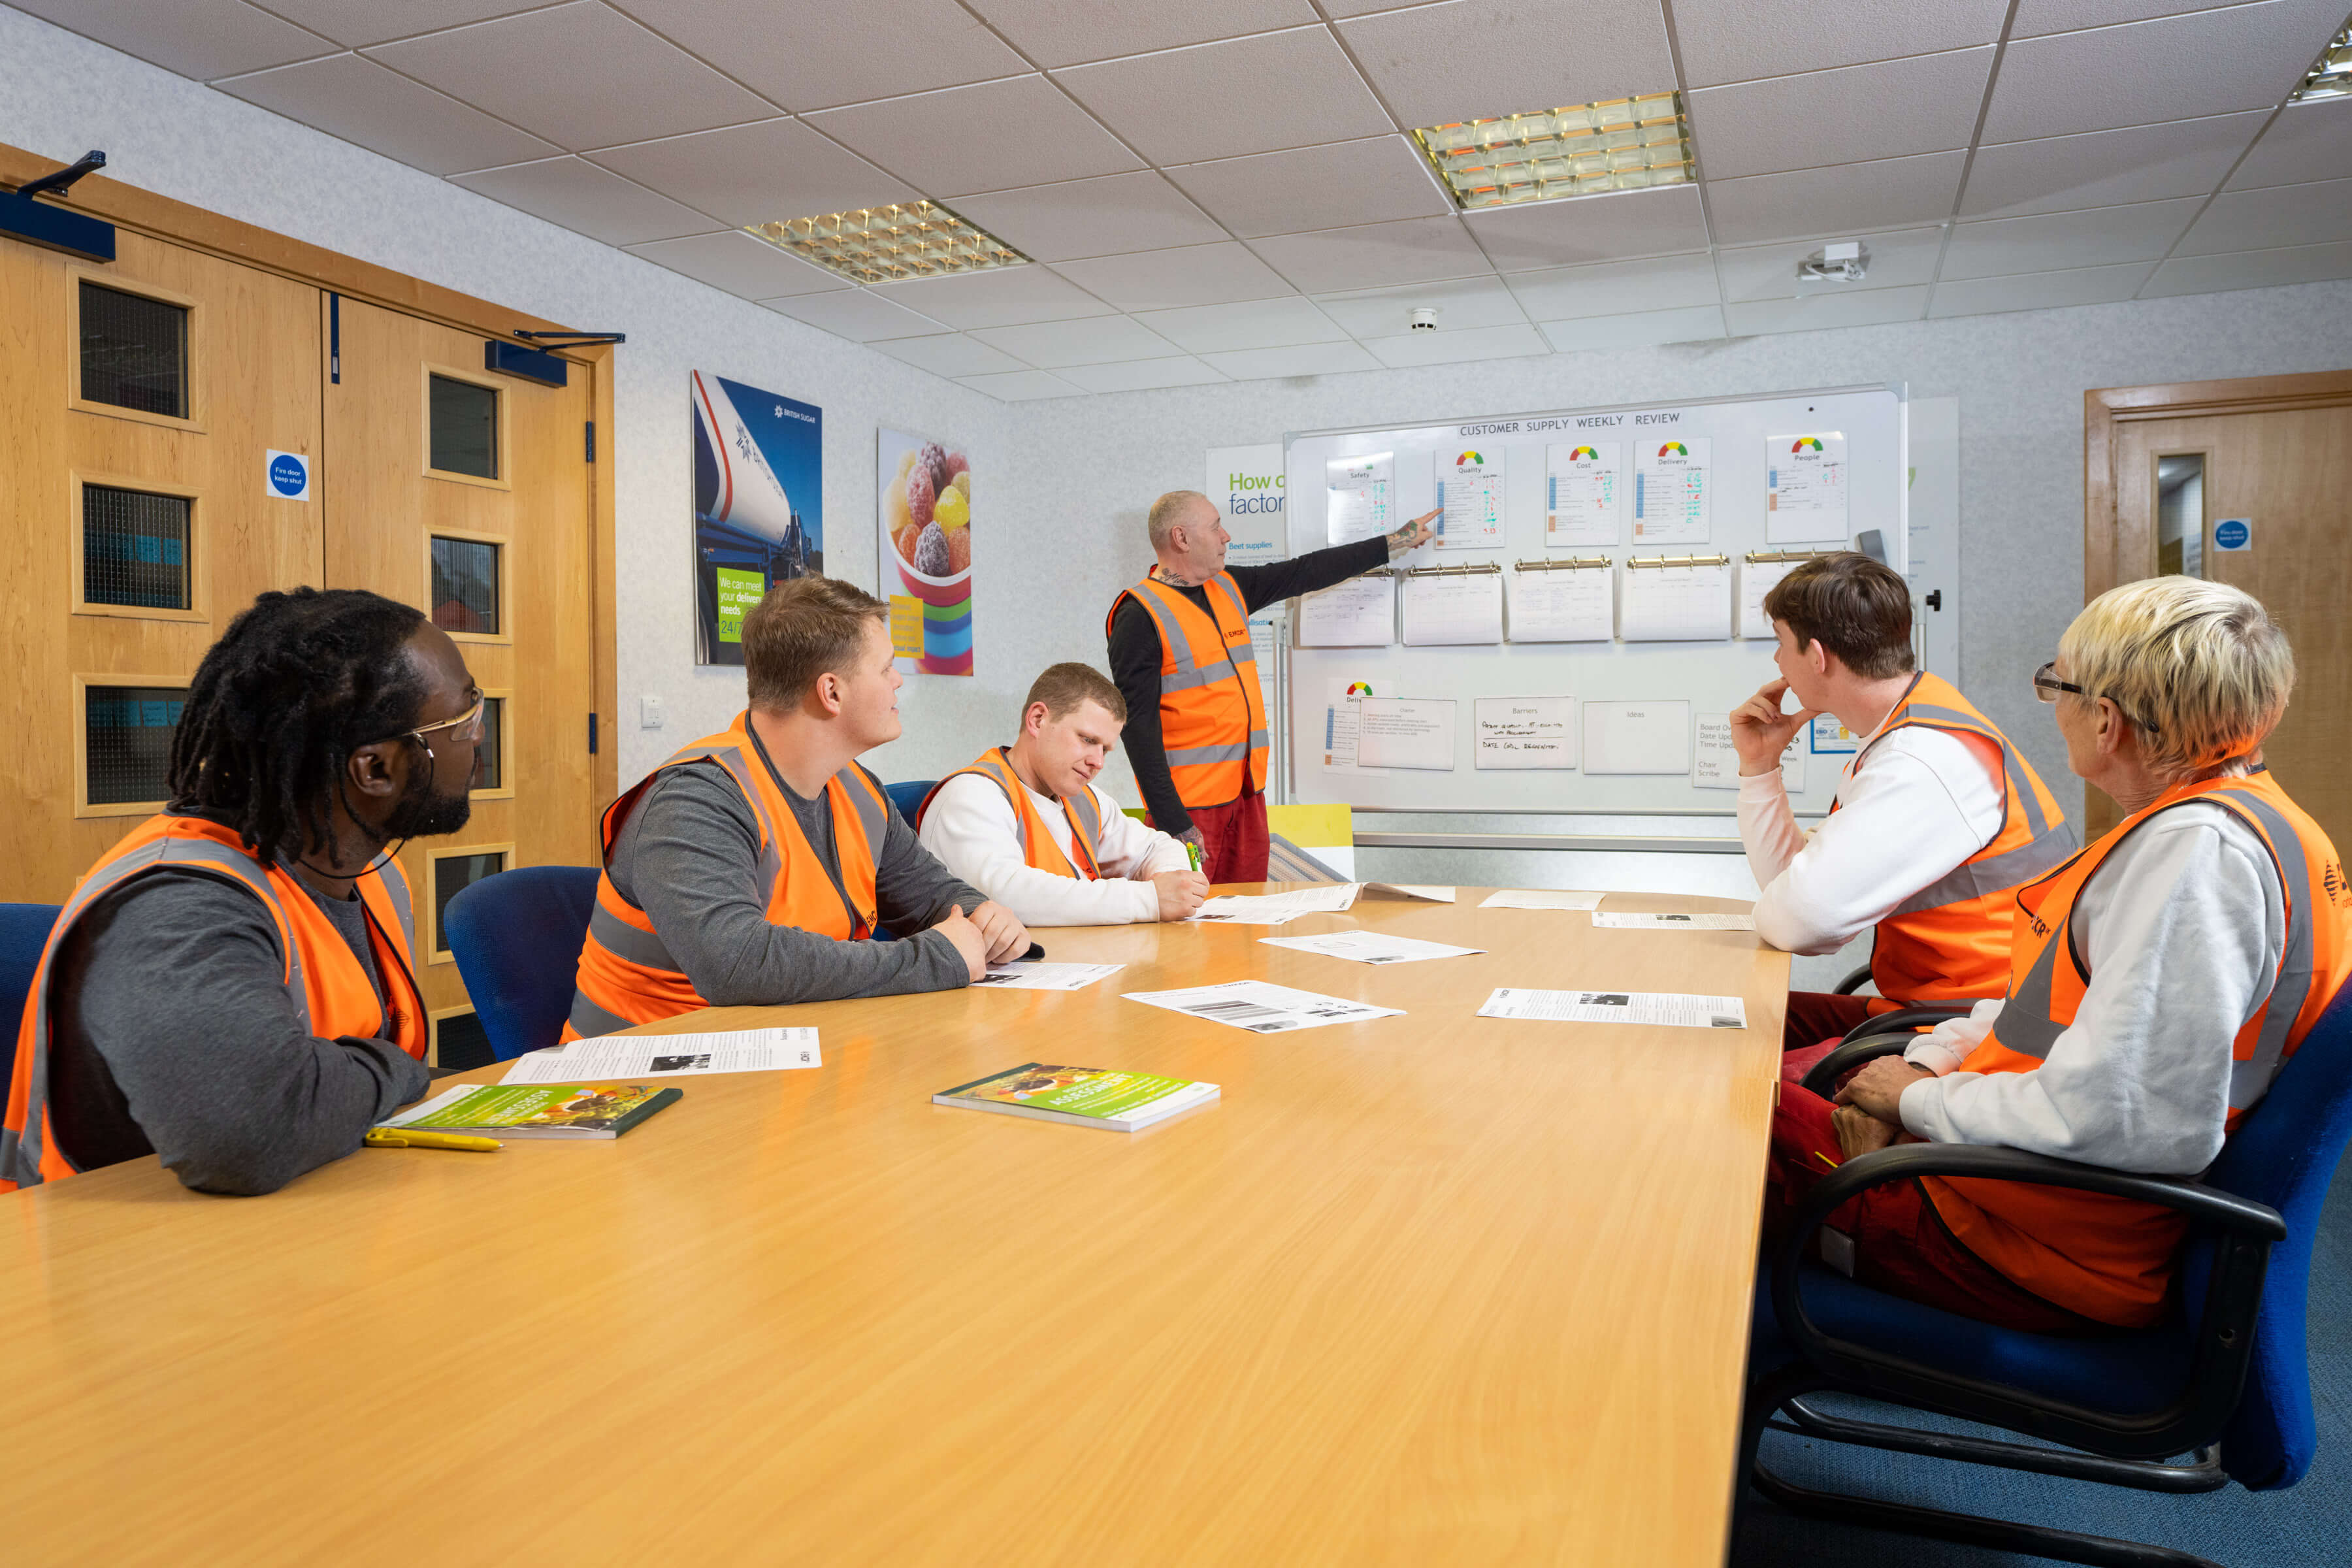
[365,1128,502,1152]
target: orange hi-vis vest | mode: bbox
[1,813,425,1194]
[917,747,1103,879]
[564,712,892,1042]
[1923,768,2352,1327]
[1108,572,1268,810]
[1837,672,2078,1004]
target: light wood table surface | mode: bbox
[0,887,1786,1565]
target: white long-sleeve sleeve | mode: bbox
[916,774,1188,927]
[1897,802,2286,1174]
[1739,725,2005,956]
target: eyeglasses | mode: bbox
[2034,662,2159,735]
[396,689,486,750]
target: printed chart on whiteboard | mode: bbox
[1281,384,1906,815]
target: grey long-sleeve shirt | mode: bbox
[605,759,985,1005]
[47,869,433,1196]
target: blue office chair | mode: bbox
[884,779,936,832]
[1740,983,2352,1566]
[443,867,600,1060]
[0,904,63,1094]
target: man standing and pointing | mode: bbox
[1108,489,1436,884]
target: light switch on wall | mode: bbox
[640,694,665,729]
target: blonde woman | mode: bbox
[1770,577,2350,1332]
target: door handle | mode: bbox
[1924,590,1943,611]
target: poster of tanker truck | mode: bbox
[691,370,823,667]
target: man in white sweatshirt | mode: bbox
[918,663,1210,926]
[1729,554,2073,1049]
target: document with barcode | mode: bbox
[1588,911,1756,931]
[1478,989,1749,1029]
[1122,980,1403,1034]
[502,1026,822,1083]
[970,962,1126,990]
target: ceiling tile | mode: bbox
[9,0,334,79]
[1927,261,2156,316]
[1540,304,1729,351]
[608,0,1028,112]
[2010,0,2247,38]
[1502,250,1720,320]
[1132,297,1350,353]
[964,0,1320,69]
[450,156,721,245]
[1247,215,1493,293]
[1056,357,1234,393]
[1463,184,1710,270]
[968,315,1181,367]
[950,174,1225,263]
[2141,238,2352,295]
[1940,197,2203,278]
[250,2,544,49]
[1200,341,1384,378]
[1724,285,1930,334]
[1981,1,2344,144]
[1707,151,1967,245]
[2174,175,2352,254]
[956,369,1086,400]
[1362,321,1552,368]
[1166,137,1450,239]
[757,289,946,342]
[805,76,1143,199]
[876,334,1032,376]
[364,2,778,150]
[1716,227,1946,301]
[868,265,1117,329]
[1311,274,1532,336]
[1051,243,1296,311]
[1687,48,1995,180]
[1336,0,1676,128]
[214,53,561,175]
[1673,0,2009,88]
[623,231,850,299]
[589,119,915,225]
[1959,112,2268,218]
[1054,27,1393,167]
[2227,99,2352,190]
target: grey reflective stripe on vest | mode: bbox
[1130,578,1246,699]
[1892,702,2055,841]
[1166,732,1267,767]
[1,832,305,1189]
[377,855,417,957]
[1986,921,2068,1062]
[837,766,890,857]
[1888,819,2082,917]
[2210,787,2315,1113]
[1064,787,1104,862]
[566,990,636,1041]
[586,900,681,972]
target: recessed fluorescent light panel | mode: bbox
[1413,93,1691,210]
[745,202,1027,285]
[2289,20,2351,102]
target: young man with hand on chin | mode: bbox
[917,662,1209,926]
[1729,553,2074,1049]
[567,576,1027,1038]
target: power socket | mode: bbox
[640,694,665,729]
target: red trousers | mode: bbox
[1168,790,1269,885]
[1783,988,1877,1051]
[1765,1043,2106,1335]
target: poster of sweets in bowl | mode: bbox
[691,370,823,667]
[878,427,973,676]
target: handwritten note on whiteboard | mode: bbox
[1767,432,1848,544]
[1297,574,1394,646]
[1546,442,1622,546]
[1357,696,1457,770]
[1633,437,1710,543]
[1475,697,1575,770]
[1437,448,1506,549]
[1326,453,1394,546]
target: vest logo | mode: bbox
[2325,859,2348,906]
[2029,914,2051,938]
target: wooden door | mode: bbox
[2088,374,2352,843]
[323,298,598,1063]
[0,227,323,902]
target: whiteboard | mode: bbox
[1284,384,1905,815]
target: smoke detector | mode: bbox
[1409,306,1439,331]
[1797,240,1869,284]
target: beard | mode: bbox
[380,771,472,840]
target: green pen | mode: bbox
[1186,839,1203,872]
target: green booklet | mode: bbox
[380,1083,681,1140]
[932,1064,1218,1132]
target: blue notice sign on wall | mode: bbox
[2213,517,2251,552]
[265,449,311,500]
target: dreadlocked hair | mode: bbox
[169,587,430,862]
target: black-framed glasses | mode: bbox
[2034,662,2159,734]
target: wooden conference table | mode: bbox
[0,887,1788,1565]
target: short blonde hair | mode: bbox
[1024,662,1125,725]
[1147,490,1212,551]
[2058,577,2293,778]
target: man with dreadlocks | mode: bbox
[3,589,482,1196]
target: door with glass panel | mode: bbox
[0,227,322,903]
[322,296,598,1064]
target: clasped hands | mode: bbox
[1829,1056,1933,1160]
[937,900,1029,981]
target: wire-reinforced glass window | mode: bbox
[430,536,500,635]
[434,1010,495,1071]
[85,685,186,806]
[82,484,192,610]
[433,851,506,954]
[429,374,497,478]
[80,282,189,418]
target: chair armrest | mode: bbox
[1839,1003,1983,1043]
[1798,1036,1914,1098]
[1831,963,1874,996]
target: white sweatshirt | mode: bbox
[917,772,1192,927]
[1739,715,2006,956]
[1899,800,2286,1175]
